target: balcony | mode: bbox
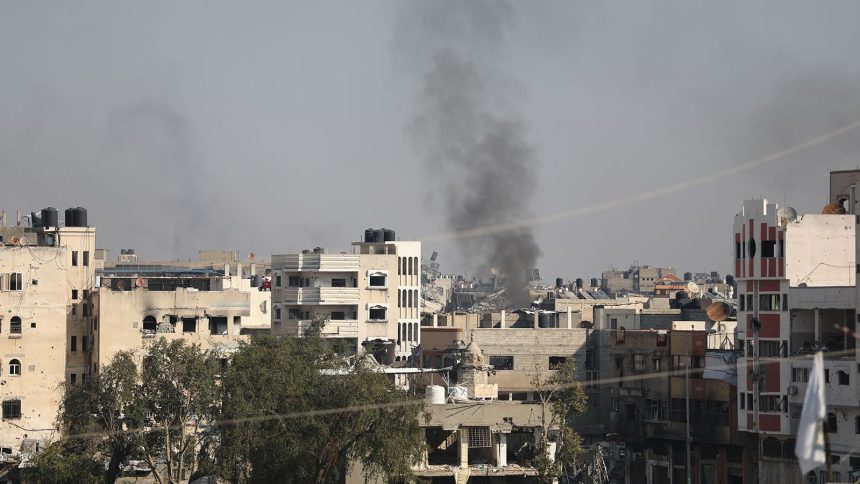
[294,319,359,337]
[275,253,359,272]
[278,287,359,305]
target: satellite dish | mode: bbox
[706,300,732,322]
[686,281,700,296]
[9,235,19,244]
[18,237,28,246]
[777,206,798,225]
[822,202,846,215]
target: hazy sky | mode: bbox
[2,1,860,281]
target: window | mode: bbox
[468,427,491,448]
[645,399,668,421]
[827,413,838,433]
[825,369,830,383]
[740,393,745,410]
[8,359,21,376]
[746,294,753,311]
[288,276,302,287]
[735,241,741,259]
[633,354,645,371]
[585,348,594,369]
[82,337,88,352]
[331,278,346,287]
[759,340,781,357]
[182,317,196,333]
[83,251,89,266]
[72,289,78,300]
[739,295,745,311]
[368,306,387,321]
[652,358,663,372]
[275,274,282,287]
[782,294,788,311]
[610,317,618,329]
[549,356,568,369]
[209,317,227,335]
[837,370,849,385]
[368,272,387,288]
[71,336,77,352]
[855,415,860,434]
[273,305,282,320]
[747,393,753,410]
[330,311,345,320]
[9,273,22,291]
[760,294,780,311]
[656,333,667,346]
[792,367,810,383]
[70,373,77,385]
[761,240,776,258]
[2,400,21,419]
[143,316,157,332]
[10,316,21,334]
[760,395,782,412]
[489,356,514,370]
[72,251,78,266]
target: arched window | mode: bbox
[9,359,21,376]
[397,323,402,343]
[413,257,418,275]
[143,315,157,331]
[10,316,21,334]
[413,290,418,307]
[407,323,413,341]
[397,258,402,276]
[407,258,413,276]
[407,290,413,308]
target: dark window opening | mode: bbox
[9,359,21,376]
[748,239,757,258]
[778,239,784,258]
[70,373,77,385]
[827,413,838,433]
[71,336,77,352]
[10,316,21,334]
[761,240,776,258]
[735,241,741,259]
[331,278,346,287]
[9,273,22,291]
[275,274,282,287]
[837,370,849,385]
[330,311,346,320]
[489,356,514,370]
[72,289,78,300]
[369,307,387,320]
[143,316,157,332]
[209,317,228,335]
[2,400,21,419]
[83,251,89,266]
[71,251,78,266]
[369,274,386,287]
[549,356,568,370]
[274,306,281,320]
[182,317,197,333]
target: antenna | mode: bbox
[776,206,798,226]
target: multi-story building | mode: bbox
[270,228,421,361]
[0,207,96,456]
[734,170,860,482]
[602,265,677,295]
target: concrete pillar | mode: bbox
[814,308,820,342]
[501,309,506,328]
[534,311,540,329]
[459,428,469,468]
[567,306,573,329]
[224,263,230,277]
[433,313,438,328]
[496,433,507,467]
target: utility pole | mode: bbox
[685,348,692,484]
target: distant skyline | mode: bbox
[2,1,860,281]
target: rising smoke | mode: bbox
[400,1,541,305]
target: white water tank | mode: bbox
[448,385,469,403]
[425,385,446,405]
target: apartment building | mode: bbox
[734,170,860,482]
[0,207,96,455]
[270,229,421,361]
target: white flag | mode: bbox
[794,351,827,474]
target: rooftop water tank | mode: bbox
[65,208,76,227]
[364,228,376,243]
[425,385,446,405]
[41,207,58,228]
[383,228,395,242]
[75,207,88,227]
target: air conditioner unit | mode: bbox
[787,385,798,396]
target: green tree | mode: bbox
[216,333,425,483]
[531,357,588,482]
[20,440,102,484]
[137,338,220,483]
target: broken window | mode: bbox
[209,317,228,335]
[182,317,197,333]
[468,427,491,448]
[489,356,514,370]
[369,306,387,321]
[549,356,568,369]
[331,278,346,287]
[10,317,21,334]
[143,316,157,332]
[2,399,21,419]
[9,273,22,291]
[9,359,21,376]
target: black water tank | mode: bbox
[590,277,599,288]
[555,277,564,289]
[364,228,375,243]
[383,228,395,242]
[65,208,76,227]
[75,207,87,227]
[31,212,42,228]
[375,229,385,243]
[575,278,584,289]
[684,272,693,281]
[41,207,58,228]
[726,274,736,288]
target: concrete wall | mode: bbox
[785,214,855,288]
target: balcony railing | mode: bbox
[294,319,360,337]
[276,253,360,272]
[278,287,359,304]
